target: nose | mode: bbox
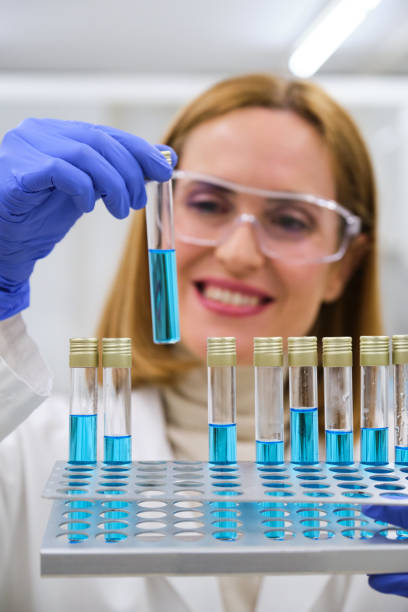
[214,221,265,277]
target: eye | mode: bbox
[185,197,231,215]
[273,213,311,232]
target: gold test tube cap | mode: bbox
[288,336,318,367]
[360,336,389,366]
[323,337,352,367]
[102,338,132,368]
[207,337,236,367]
[161,150,173,167]
[392,335,408,365]
[69,338,98,368]
[254,337,283,367]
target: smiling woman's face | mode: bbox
[174,107,349,364]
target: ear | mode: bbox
[323,234,369,303]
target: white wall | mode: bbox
[1,75,408,393]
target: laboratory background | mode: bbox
[1,0,408,394]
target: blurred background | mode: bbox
[1,0,408,393]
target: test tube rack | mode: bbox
[41,460,408,576]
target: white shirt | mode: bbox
[0,314,406,612]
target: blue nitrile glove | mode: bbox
[0,118,177,320]
[362,504,408,597]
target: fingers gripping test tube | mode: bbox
[360,336,389,465]
[392,335,408,465]
[69,338,98,464]
[323,337,354,465]
[254,337,284,464]
[103,338,132,464]
[289,337,318,464]
[207,337,237,464]
[146,150,180,344]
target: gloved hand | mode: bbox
[362,504,408,597]
[0,118,177,320]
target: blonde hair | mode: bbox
[97,74,382,425]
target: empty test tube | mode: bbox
[393,335,408,464]
[289,337,318,464]
[69,338,98,464]
[323,337,354,465]
[146,150,180,344]
[360,336,389,465]
[254,337,284,464]
[207,337,237,464]
[103,338,132,464]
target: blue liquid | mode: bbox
[395,446,408,465]
[209,424,236,464]
[361,427,388,465]
[69,414,97,464]
[256,440,284,464]
[148,249,180,344]
[325,430,353,465]
[290,408,318,464]
[104,435,131,464]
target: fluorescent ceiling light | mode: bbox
[289,0,382,78]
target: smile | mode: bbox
[194,279,273,317]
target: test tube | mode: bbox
[323,337,354,465]
[289,337,318,464]
[360,336,389,465]
[145,150,180,344]
[207,337,237,464]
[254,337,284,464]
[393,335,408,464]
[103,338,132,464]
[69,338,98,464]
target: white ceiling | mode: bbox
[1,0,408,75]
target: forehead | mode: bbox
[179,107,336,200]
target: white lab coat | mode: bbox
[0,316,406,612]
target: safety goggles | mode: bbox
[172,170,362,264]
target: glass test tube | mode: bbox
[146,150,180,344]
[207,337,237,464]
[323,337,354,465]
[103,338,132,464]
[254,337,284,464]
[69,338,98,464]
[393,335,408,464]
[289,337,319,464]
[360,336,389,465]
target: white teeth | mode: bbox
[203,285,261,306]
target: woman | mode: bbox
[0,74,405,611]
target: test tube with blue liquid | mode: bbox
[393,335,408,464]
[254,337,284,464]
[208,337,237,464]
[146,150,180,344]
[289,337,318,464]
[69,338,98,464]
[360,336,389,465]
[323,337,354,465]
[103,338,132,464]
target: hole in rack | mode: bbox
[296,509,327,517]
[62,474,91,480]
[265,490,294,497]
[257,467,287,472]
[65,500,94,508]
[333,475,363,481]
[337,518,368,526]
[173,500,203,509]
[59,521,91,530]
[65,466,95,472]
[174,511,204,519]
[329,467,359,473]
[136,532,166,541]
[363,467,394,474]
[304,491,334,498]
[375,484,405,491]
[337,483,368,490]
[173,461,202,465]
[212,530,243,541]
[262,483,292,489]
[293,467,321,472]
[300,519,329,527]
[174,520,205,529]
[301,483,330,489]
[174,490,203,498]
[258,502,285,508]
[262,519,292,528]
[378,528,408,541]
[139,490,165,498]
[175,473,204,480]
[174,531,203,541]
[137,465,166,472]
[58,488,88,495]
[98,482,128,488]
[260,510,290,518]
[175,481,204,487]
[264,529,294,540]
[139,500,167,508]
[100,510,129,519]
[102,501,129,508]
[102,466,131,471]
[137,511,167,519]
[173,466,203,472]
[303,529,334,540]
[261,475,289,480]
[136,521,166,530]
[370,475,400,482]
[63,511,92,519]
[379,492,408,500]
[342,529,375,539]
[135,481,165,487]
[342,491,372,499]
[139,461,167,465]
[96,489,125,496]
[98,521,129,530]
[209,467,238,472]
[101,474,129,480]
[57,532,89,542]
[96,532,127,542]
[211,474,239,480]
[333,508,361,517]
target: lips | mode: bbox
[194,278,274,317]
